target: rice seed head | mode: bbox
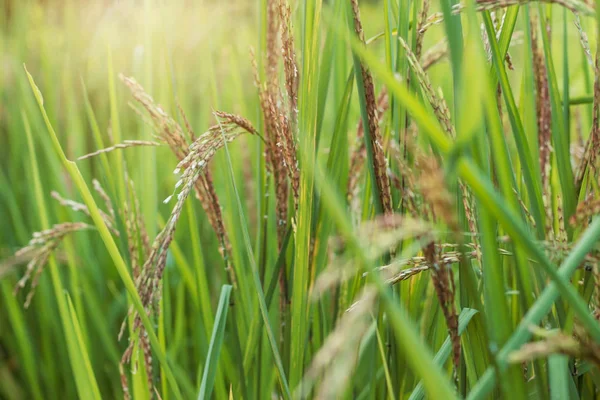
[51,191,119,236]
[574,14,593,66]
[254,41,294,235]
[347,89,389,208]
[572,108,586,170]
[123,75,241,284]
[14,246,49,300]
[460,184,481,266]
[140,331,154,393]
[421,39,449,70]
[399,37,455,138]
[119,349,132,400]
[123,176,143,281]
[415,0,431,60]
[77,140,161,161]
[300,288,377,399]
[12,222,93,306]
[313,215,433,300]
[177,102,196,142]
[269,96,300,211]
[131,117,256,333]
[420,0,594,35]
[415,154,461,371]
[389,138,422,218]
[417,155,459,233]
[570,198,600,226]
[92,179,116,220]
[350,0,393,216]
[424,241,460,372]
[509,326,600,367]
[591,262,600,318]
[118,330,155,400]
[278,0,299,121]
[508,330,579,364]
[16,222,94,257]
[347,134,366,215]
[121,74,189,159]
[263,107,291,222]
[123,201,140,280]
[530,15,552,190]
[385,264,431,285]
[266,0,280,93]
[213,110,259,135]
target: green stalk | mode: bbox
[290,0,322,392]
[198,285,232,400]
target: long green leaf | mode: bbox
[198,285,232,400]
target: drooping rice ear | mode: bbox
[418,155,459,232]
[350,0,393,216]
[278,0,299,121]
[421,39,449,70]
[399,37,455,137]
[213,110,259,135]
[415,0,431,60]
[347,89,389,212]
[177,102,196,142]
[424,241,460,374]
[51,191,119,236]
[13,222,93,306]
[570,198,600,227]
[252,42,291,245]
[133,121,254,336]
[530,15,552,196]
[121,74,237,284]
[419,1,593,37]
[300,288,377,399]
[93,179,116,220]
[77,140,161,161]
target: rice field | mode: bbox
[2,0,600,398]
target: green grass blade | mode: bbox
[198,284,232,400]
[1,282,44,400]
[65,294,102,400]
[549,355,570,400]
[290,0,323,392]
[408,308,478,400]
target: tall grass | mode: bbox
[3,0,600,399]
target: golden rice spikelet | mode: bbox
[350,0,393,216]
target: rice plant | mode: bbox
[3,0,600,398]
